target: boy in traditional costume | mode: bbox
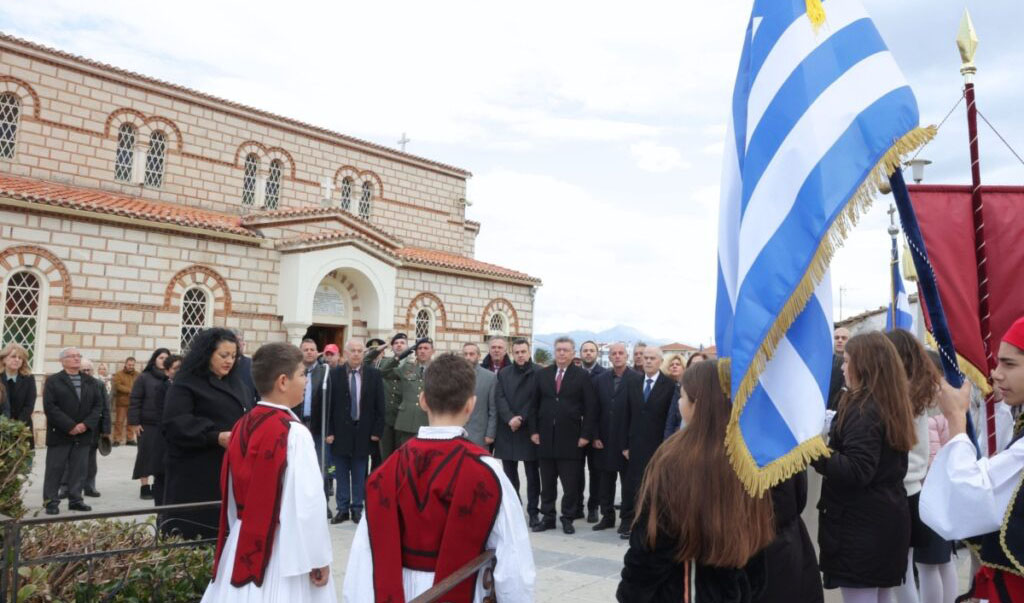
[343,352,535,602]
[201,342,335,602]
[922,315,1024,602]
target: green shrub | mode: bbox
[0,415,34,520]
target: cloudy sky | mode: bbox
[2,0,1022,345]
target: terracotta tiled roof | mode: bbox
[397,247,541,284]
[0,33,471,178]
[661,342,699,352]
[275,231,397,258]
[242,206,400,248]
[0,173,256,238]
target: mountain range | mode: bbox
[532,325,671,351]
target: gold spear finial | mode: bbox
[957,8,978,80]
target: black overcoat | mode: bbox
[813,396,910,587]
[306,363,330,435]
[531,364,598,460]
[754,472,823,603]
[161,370,252,539]
[129,370,169,478]
[593,368,639,472]
[493,361,539,461]
[626,373,675,480]
[4,374,37,445]
[327,365,385,459]
[42,371,102,447]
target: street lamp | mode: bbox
[906,158,932,183]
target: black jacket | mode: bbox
[754,473,823,603]
[234,354,259,407]
[812,396,909,587]
[42,371,103,447]
[480,354,511,374]
[494,361,539,462]
[626,373,676,477]
[305,363,330,435]
[593,368,639,472]
[128,370,168,426]
[531,364,598,460]
[92,379,111,443]
[327,365,385,458]
[827,354,845,411]
[3,374,36,442]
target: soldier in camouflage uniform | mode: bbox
[383,337,435,448]
[364,333,410,463]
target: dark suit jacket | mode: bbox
[235,355,259,407]
[327,365,385,458]
[584,363,607,378]
[627,372,676,476]
[42,370,103,447]
[531,364,598,460]
[3,374,36,441]
[305,363,330,435]
[827,354,845,411]
[593,368,639,472]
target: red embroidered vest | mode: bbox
[212,403,296,587]
[366,436,502,603]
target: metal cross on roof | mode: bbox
[398,132,411,152]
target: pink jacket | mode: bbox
[928,414,951,467]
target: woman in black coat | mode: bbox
[811,332,916,602]
[2,343,37,447]
[494,353,542,521]
[161,329,253,539]
[128,347,170,500]
[754,472,823,603]
[150,355,181,507]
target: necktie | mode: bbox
[644,378,653,402]
[350,370,359,421]
[555,369,564,394]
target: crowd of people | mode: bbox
[5,314,1024,603]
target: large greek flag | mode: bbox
[716,0,933,494]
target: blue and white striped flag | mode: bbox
[886,238,915,332]
[716,0,933,494]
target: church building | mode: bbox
[0,33,539,440]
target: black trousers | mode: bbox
[501,459,540,516]
[576,446,600,512]
[44,442,88,505]
[86,444,98,490]
[620,456,650,527]
[539,457,581,522]
[598,468,627,517]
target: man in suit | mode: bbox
[495,338,542,527]
[42,347,103,514]
[364,333,411,462]
[576,340,605,522]
[591,342,638,531]
[327,338,385,524]
[620,346,676,538]
[530,336,598,534]
[300,339,333,497]
[79,357,110,498]
[461,342,497,448]
[828,327,851,410]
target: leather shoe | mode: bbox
[45,504,59,515]
[561,519,575,535]
[69,502,92,512]
[528,514,540,529]
[619,528,631,540]
[84,488,101,498]
[532,520,556,533]
[330,511,350,525]
[593,515,616,531]
[351,510,362,524]
[57,487,68,500]
[586,509,599,523]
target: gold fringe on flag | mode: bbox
[806,0,827,32]
[924,331,993,395]
[725,125,937,497]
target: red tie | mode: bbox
[555,369,564,394]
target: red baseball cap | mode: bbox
[324,344,340,355]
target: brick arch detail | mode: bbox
[141,116,184,151]
[0,76,41,119]
[406,292,447,332]
[233,140,269,168]
[164,265,232,317]
[482,298,520,335]
[0,245,72,302]
[358,170,384,198]
[265,146,297,179]
[333,165,360,186]
[103,108,147,137]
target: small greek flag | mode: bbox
[886,238,915,332]
[715,0,933,494]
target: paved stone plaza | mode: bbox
[24,446,976,602]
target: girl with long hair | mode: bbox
[128,347,170,499]
[618,360,775,602]
[813,331,916,603]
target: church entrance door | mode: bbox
[304,325,346,352]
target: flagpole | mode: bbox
[887,205,899,329]
[958,10,998,455]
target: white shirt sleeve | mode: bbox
[482,456,536,602]
[276,423,334,577]
[920,432,1024,540]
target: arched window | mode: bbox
[114,123,136,182]
[180,287,210,352]
[340,177,353,212]
[2,271,41,365]
[264,159,282,209]
[415,308,433,340]
[358,181,373,220]
[144,131,167,187]
[488,312,509,337]
[0,93,21,159]
[242,153,259,206]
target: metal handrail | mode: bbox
[409,549,498,603]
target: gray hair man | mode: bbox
[461,343,497,448]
